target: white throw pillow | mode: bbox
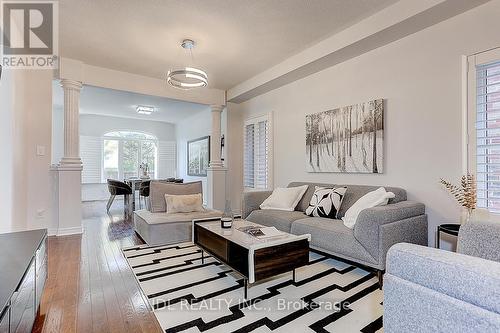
[260,185,309,211]
[165,193,204,214]
[305,186,347,219]
[342,187,395,229]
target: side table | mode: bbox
[435,223,461,249]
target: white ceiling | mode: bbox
[59,0,398,90]
[53,82,209,123]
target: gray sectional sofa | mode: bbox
[242,182,428,282]
[384,221,500,332]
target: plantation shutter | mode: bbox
[255,120,269,188]
[80,136,101,183]
[244,115,270,189]
[158,141,177,179]
[476,60,500,212]
[244,124,255,187]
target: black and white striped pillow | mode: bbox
[305,186,347,219]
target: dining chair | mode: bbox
[106,179,133,213]
[159,178,176,183]
[138,180,151,209]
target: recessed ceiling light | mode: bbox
[136,105,155,115]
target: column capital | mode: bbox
[60,79,83,91]
[59,158,83,169]
[59,156,82,171]
[210,104,225,113]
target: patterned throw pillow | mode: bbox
[305,186,347,219]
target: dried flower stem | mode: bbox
[440,174,477,210]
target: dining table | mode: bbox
[124,178,149,217]
[123,177,183,217]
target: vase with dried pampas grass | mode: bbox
[440,174,477,223]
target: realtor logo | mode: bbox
[1,1,58,69]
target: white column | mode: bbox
[209,105,224,168]
[59,79,83,167]
[206,105,227,211]
[55,79,83,236]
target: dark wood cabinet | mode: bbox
[35,237,48,310]
[0,307,9,333]
[0,230,47,333]
[10,260,35,333]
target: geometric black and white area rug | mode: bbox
[123,242,383,333]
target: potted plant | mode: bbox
[440,174,477,223]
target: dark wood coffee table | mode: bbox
[192,218,310,298]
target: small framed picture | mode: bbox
[187,136,210,177]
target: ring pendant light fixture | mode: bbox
[166,39,208,89]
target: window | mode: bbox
[244,114,272,189]
[103,139,119,180]
[468,49,500,213]
[103,131,157,181]
[80,131,176,184]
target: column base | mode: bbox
[55,167,82,236]
[206,167,228,211]
[57,226,83,236]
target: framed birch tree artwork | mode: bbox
[306,99,384,173]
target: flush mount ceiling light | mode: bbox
[166,39,208,90]
[136,105,155,115]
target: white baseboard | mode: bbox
[56,226,83,236]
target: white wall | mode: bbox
[176,107,213,204]
[24,70,54,231]
[0,68,15,233]
[2,69,55,233]
[52,106,64,165]
[79,113,177,140]
[236,1,500,246]
[226,103,244,213]
[0,70,57,234]
[175,106,244,211]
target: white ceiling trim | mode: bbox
[227,0,492,103]
[52,80,211,124]
[57,57,226,106]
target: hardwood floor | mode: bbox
[32,206,162,333]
